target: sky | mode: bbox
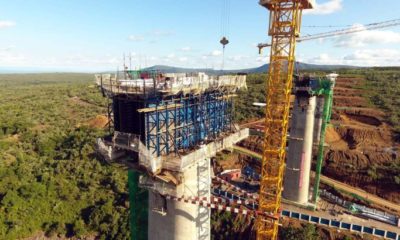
[0,0,400,72]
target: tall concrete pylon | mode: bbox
[314,97,325,144]
[283,95,316,205]
[148,158,211,240]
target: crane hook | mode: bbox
[220,37,229,49]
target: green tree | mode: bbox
[279,223,320,240]
[43,222,65,238]
[72,219,86,238]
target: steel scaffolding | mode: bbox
[144,92,234,157]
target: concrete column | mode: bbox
[148,158,211,240]
[313,97,325,144]
[283,95,316,205]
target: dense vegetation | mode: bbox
[0,74,129,239]
[363,68,400,141]
[364,68,400,186]
[234,74,266,122]
[211,212,254,240]
[279,223,320,240]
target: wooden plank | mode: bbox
[137,104,182,113]
[217,94,238,100]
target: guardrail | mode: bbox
[282,210,400,240]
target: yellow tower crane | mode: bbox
[257,0,314,239]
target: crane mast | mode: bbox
[257,0,313,239]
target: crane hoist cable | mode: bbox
[302,24,353,28]
[220,0,231,70]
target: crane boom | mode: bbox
[258,18,400,53]
[257,0,313,239]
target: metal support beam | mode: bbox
[129,170,149,240]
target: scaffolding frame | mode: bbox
[144,91,234,157]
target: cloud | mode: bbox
[256,55,269,63]
[209,50,222,57]
[304,0,342,15]
[344,49,400,62]
[0,21,16,29]
[333,24,400,48]
[178,57,188,62]
[128,30,174,43]
[128,35,144,41]
[343,49,400,66]
[197,53,271,69]
[307,53,343,65]
[180,47,192,52]
[38,54,125,70]
[0,45,27,66]
[304,49,400,67]
[229,56,241,61]
[166,53,175,59]
[228,55,248,62]
[0,51,26,66]
[0,45,16,52]
[151,30,175,37]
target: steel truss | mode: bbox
[258,1,302,239]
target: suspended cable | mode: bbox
[226,0,231,37]
[299,18,400,42]
[222,0,225,36]
[258,18,400,54]
[219,0,231,70]
[303,24,352,28]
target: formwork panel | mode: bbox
[111,92,235,157]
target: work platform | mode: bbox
[95,71,247,97]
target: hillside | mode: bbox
[238,68,400,199]
[0,63,358,75]
[324,69,400,204]
[234,68,400,205]
[143,62,357,75]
